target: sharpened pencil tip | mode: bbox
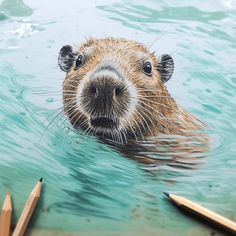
[163,192,170,197]
[39,177,43,182]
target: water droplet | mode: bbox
[64,126,70,132]
[46,97,54,103]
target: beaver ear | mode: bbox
[58,45,76,72]
[157,54,174,83]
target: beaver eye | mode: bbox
[143,62,152,75]
[75,55,83,69]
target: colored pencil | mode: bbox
[0,192,12,236]
[164,192,236,234]
[12,178,43,236]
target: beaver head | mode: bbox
[58,37,178,142]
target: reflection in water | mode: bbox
[48,119,209,219]
[53,154,129,220]
[116,133,208,169]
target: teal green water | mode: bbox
[0,0,236,235]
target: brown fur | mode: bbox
[61,37,208,167]
[63,38,203,135]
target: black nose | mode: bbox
[81,76,127,118]
[88,80,124,99]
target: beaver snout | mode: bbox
[80,75,130,129]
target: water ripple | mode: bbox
[0,0,236,235]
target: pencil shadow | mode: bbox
[165,198,235,236]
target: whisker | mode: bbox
[139,97,172,109]
[137,101,166,120]
[134,108,154,136]
[139,96,171,98]
[137,89,171,95]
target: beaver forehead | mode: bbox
[79,37,156,64]
[81,37,147,51]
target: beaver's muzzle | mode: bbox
[80,74,129,130]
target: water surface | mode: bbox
[0,0,236,235]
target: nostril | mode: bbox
[89,85,98,95]
[114,86,123,96]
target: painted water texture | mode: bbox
[0,0,236,235]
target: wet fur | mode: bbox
[59,37,208,166]
[61,38,204,136]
